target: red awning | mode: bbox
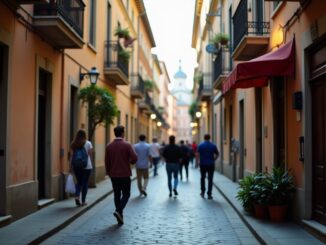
[222,39,295,94]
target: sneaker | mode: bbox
[173,189,178,196]
[207,195,213,200]
[81,202,87,206]
[113,211,124,225]
[200,192,205,198]
[142,190,147,197]
[169,192,172,197]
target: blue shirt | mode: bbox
[134,141,151,169]
[197,141,219,166]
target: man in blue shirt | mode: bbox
[196,134,219,200]
[134,134,152,197]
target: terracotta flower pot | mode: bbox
[268,205,288,222]
[254,203,268,219]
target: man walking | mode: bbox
[162,135,181,197]
[105,126,138,225]
[150,137,161,176]
[134,134,152,197]
[196,134,219,200]
[179,140,190,180]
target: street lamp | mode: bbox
[80,67,100,85]
[195,111,202,118]
[150,113,157,120]
[157,121,162,127]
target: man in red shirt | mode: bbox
[105,126,137,225]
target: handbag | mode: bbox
[65,174,76,194]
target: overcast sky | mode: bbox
[143,0,197,90]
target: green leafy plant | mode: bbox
[118,49,131,63]
[78,85,118,140]
[250,173,271,205]
[144,80,154,91]
[114,26,130,39]
[268,167,296,205]
[188,101,198,119]
[236,174,256,213]
[211,33,229,46]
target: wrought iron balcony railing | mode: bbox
[104,41,129,78]
[213,48,231,81]
[197,73,213,101]
[130,73,145,98]
[34,0,85,37]
[233,0,270,51]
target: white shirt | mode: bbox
[84,140,93,169]
[149,142,160,158]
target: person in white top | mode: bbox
[149,137,161,176]
[70,129,93,206]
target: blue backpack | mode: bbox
[71,147,88,170]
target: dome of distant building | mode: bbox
[174,66,187,79]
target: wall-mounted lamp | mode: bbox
[150,113,157,120]
[80,67,100,85]
[195,111,202,118]
[157,121,162,127]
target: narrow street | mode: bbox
[42,165,259,245]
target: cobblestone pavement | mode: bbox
[42,165,259,245]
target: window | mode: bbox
[89,0,96,46]
[117,110,121,125]
[125,114,129,141]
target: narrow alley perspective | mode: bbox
[41,166,258,245]
[1,0,326,244]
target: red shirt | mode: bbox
[105,138,138,177]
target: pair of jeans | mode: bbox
[166,163,179,192]
[74,168,91,203]
[180,159,189,179]
[200,165,215,196]
[110,177,131,215]
[152,157,160,175]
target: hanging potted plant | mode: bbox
[114,26,131,39]
[267,167,296,222]
[211,33,229,47]
[118,49,131,64]
[144,80,154,91]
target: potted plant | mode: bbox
[118,49,131,64]
[250,173,271,219]
[114,26,131,39]
[211,33,229,47]
[267,167,296,222]
[144,80,154,91]
[236,174,256,214]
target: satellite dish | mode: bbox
[205,44,218,54]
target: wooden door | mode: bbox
[311,75,326,225]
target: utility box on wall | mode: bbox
[292,91,302,110]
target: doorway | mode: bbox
[0,43,8,215]
[37,69,52,199]
[310,41,326,225]
[239,100,244,179]
[255,88,263,172]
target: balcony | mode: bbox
[232,0,270,61]
[104,41,130,86]
[139,92,152,113]
[213,48,231,90]
[33,0,85,49]
[198,73,213,101]
[130,73,145,99]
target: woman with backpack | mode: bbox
[70,129,93,206]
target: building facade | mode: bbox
[192,0,326,239]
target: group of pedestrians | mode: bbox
[69,125,219,225]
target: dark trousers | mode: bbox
[180,159,189,179]
[200,165,215,196]
[152,157,160,176]
[74,169,91,203]
[111,177,131,215]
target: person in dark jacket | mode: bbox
[162,135,182,197]
[196,134,219,200]
[179,140,190,180]
[105,126,138,225]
